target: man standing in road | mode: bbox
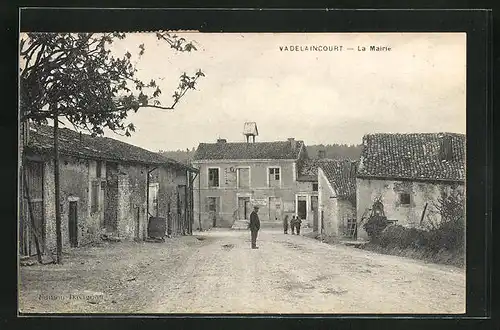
[296,216,302,235]
[249,205,261,249]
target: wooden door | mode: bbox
[21,161,45,256]
[69,201,78,247]
[297,197,307,220]
[104,162,118,232]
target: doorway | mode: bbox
[238,197,250,220]
[69,201,78,247]
[268,197,282,221]
[177,185,187,235]
[207,197,219,227]
[104,162,118,233]
[311,196,318,231]
[297,196,307,220]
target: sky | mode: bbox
[96,32,465,152]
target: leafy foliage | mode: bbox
[362,215,389,242]
[20,32,204,136]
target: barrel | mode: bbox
[148,216,166,238]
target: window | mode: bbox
[268,167,280,187]
[312,183,318,192]
[208,168,219,187]
[399,192,411,205]
[237,168,250,189]
[91,181,99,213]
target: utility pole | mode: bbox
[53,112,63,263]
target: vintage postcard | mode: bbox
[19,32,466,314]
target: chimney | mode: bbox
[318,149,326,159]
[288,138,296,150]
[217,138,227,144]
[439,134,453,161]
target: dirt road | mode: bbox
[19,229,465,314]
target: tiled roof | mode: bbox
[318,160,357,198]
[193,140,304,160]
[25,125,197,171]
[357,133,465,182]
[297,159,341,181]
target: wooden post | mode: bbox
[420,202,429,226]
[54,114,63,263]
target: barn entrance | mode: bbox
[20,161,45,257]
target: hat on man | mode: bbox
[253,205,259,209]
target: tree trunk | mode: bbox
[54,114,63,263]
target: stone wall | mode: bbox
[116,164,148,240]
[43,157,104,251]
[356,178,465,240]
[318,168,338,236]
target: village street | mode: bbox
[19,229,465,314]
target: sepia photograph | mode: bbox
[18,31,466,314]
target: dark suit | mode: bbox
[296,217,302,235]
[249,210,260,248]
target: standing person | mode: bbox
[296,216,302,235]
[290,216,296,235]
[249,205,261,249]
[283,215,289,234]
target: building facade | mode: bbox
[317,160,357,239]
[356,133,466,240]
[19,125,197,257]
[192,123,320,229]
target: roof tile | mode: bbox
[318,160,357,198]
[357,133,465,182]
[193,141,304,160]
[26,125,196,171]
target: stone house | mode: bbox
[356,132,466,240]
[316,159,358,239]
[191,123,320,229]
[19,124,198,256]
